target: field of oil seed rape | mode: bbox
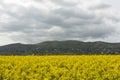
[0,55,120,80]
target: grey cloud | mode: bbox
[89,3,111,10]
[53,8,95,19]
[0,0,119,44]
[44,0,80,6]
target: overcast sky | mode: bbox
[0,0,120,45]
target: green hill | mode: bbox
[0,40,120,55]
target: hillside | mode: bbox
[0,40,120,55]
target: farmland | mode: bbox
[0,55,120,80]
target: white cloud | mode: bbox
[47,26,64,34]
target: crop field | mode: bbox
[0,55,120,80]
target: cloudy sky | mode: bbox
[0,0,120,45]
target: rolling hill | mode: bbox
[0,40,120,55]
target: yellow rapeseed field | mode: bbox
[0,55,120,80]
